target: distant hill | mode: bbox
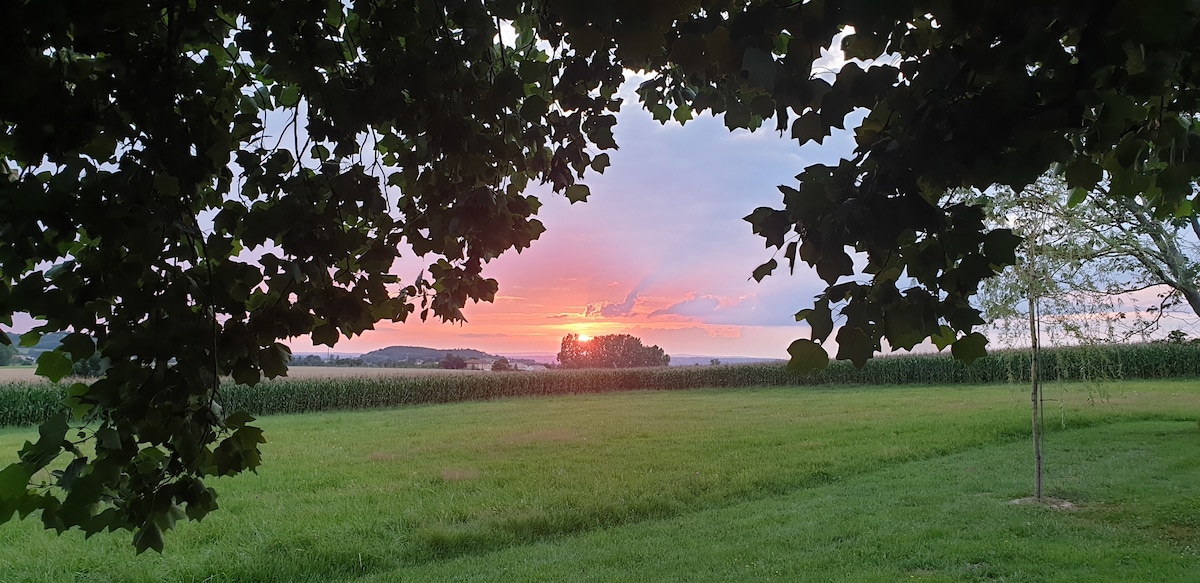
[359,345,498,364]
[0,330,69,355]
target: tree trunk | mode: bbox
[1179,284,1200,321]
[1030,297,1042,499]
[1028,236,1043,499]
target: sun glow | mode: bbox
[577,334,592,342]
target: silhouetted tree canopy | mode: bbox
[557,334,670,368]
[440,354,467,370]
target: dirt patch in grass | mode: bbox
[1009,496,1078,510]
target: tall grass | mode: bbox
[1,342,1198,427]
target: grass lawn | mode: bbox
[0,379,1197,581]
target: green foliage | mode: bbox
[965,174,1200,345]
[786,339,828,372]
[5,0,1200,547]
[491,357,512,372]
[70,354,107,378]
[2,0,622,545]
[33,352,71,383]
[700,2,1200,372]
[0,344,15,367]
[557,334,671,368]
[1158,330,1199,345]
[440,354,467,370]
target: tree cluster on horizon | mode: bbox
[557,334,670,369]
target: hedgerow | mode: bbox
[2,343,1198,427]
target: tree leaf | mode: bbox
[133,522,164,554]
[931,325,956,351]
[751,259,777,282]
[791,112,825,145]
[1066,187,1088,207]
[278,85,300,107]
[590,153,611,174]
[0,464,32,499]
[673,104,693,124]
[841,31,888,60]
[58,458,87,490]
[18,331,41,348]
[806,300,835,342]
[652,104,672,123]
[310,324,339,347]
[259,343,290,379]
[816,249,855,284]
[741,47,776,90]
[1064,159,1102,191]
[951,332,989,364]
[982,229,1023,268]
[786,338,829,373]
[835,326,876,368]
[520,95,548,122]
[35,351,73,383]
[59,333,95,360]
[224,412,256,428]
[565,184,590,203]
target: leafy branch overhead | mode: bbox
[2,0,1199,552]
[0,0,621,551]
[718,0,1200,371]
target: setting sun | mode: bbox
[577,334,592,342]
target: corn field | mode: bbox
[2,343,1198,428]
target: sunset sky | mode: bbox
[294,73,864,360]
[298,78,1200,360]
[10,64,1195,361]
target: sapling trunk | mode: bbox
[1028,237,1043,499]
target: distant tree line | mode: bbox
[557,334,670,369]
[439,354,466,369]
[291,353,539,370]
[290,354,439,369]
[0,344,17,367]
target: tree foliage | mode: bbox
[491,357,512,372]
[557,334,670,368]
[725,1,1200,371]
[0,0,621,551]
[0,344,15,367]
[968,175,1200,345]
[3,0,1199,551]
[439,354,467,370]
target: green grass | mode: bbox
[0,379,1197,581]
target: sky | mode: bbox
[295,76,1200,360]
[291,76,863,359]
